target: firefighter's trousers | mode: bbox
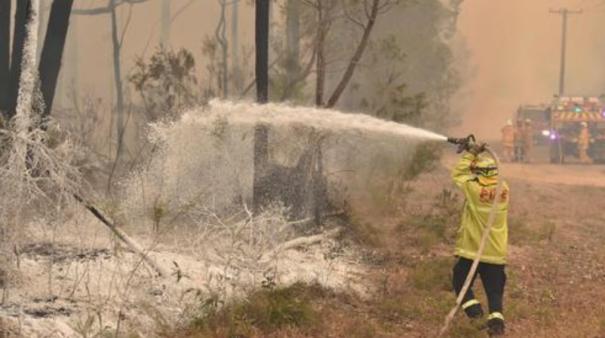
[452,257,506,319]
[578,145,592,164]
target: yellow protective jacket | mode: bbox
[452,153,509,265]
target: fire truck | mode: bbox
[546,96,605,163]
[515,104,550,145]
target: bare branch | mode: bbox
[74,194,168,277]
[326,0,382,108]
[280,39,318,101]
[300,0,320,9]
[140,0,196,57]
[72,0,148,15]
[239,53,285,97]
[171,0,196,22]
[118,4,134,48]
[340,0,366,29]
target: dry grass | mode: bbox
[173,162,605,338]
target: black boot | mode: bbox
[487,318,505,336]
[464,303,484,319]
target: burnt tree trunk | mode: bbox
[0,0,11,116]
[255,0,269,104]
[253,0,270,210]
[39,0,74,119]
[7,0,32,119]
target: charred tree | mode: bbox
[253,133,328,225]
[0,0,10,116]
[39,0,74,119]
[253,0,270,210]
[7,0,32,119]
[252,1,328,223]
[255,0,269,104]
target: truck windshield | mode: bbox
[519,109,548,122]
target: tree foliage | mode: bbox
[129,47,200,121]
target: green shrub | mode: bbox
[190,283,323,336]
[377,296,423,322]
[408,257,452,292]
[401,143,443,181]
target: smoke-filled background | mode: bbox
[456,0,605,138]
[37,0,605,140]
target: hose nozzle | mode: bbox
[447,134,476,153]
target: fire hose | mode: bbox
[437,135,504,337]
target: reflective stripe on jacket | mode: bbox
[452,153,509,265]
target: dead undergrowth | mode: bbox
[171,162,605,338]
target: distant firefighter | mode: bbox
[513,120,524,162]
[500,120,514,162]
[522,119,533,163]
[578,122,593,164]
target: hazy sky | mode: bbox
[456,0,605,138]
[66,0,254,103]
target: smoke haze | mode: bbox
[32,0,605,140]
[455,0,605,139]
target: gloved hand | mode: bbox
[468,142,487,155]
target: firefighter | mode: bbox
[500,119,514,162]
[578,122,593,164]
[522,119,533,162]
[451,144,509,336]
[513,120,524,162]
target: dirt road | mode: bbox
[443,153,605,187]
[502,162,605,187]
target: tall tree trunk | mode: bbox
[325,0,379,108]
[7,0,32,119]
[160,0,170,45]
[285,0,300,87]
[0,0,11,115]
[253,0,270,210]
[39,0,74,119]
[315,3,326,107]
[255,0,269,103]
[231,0,242,92]
[109,0,125,161]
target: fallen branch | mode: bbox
[73,193,168,277]
[260,227,342,263]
